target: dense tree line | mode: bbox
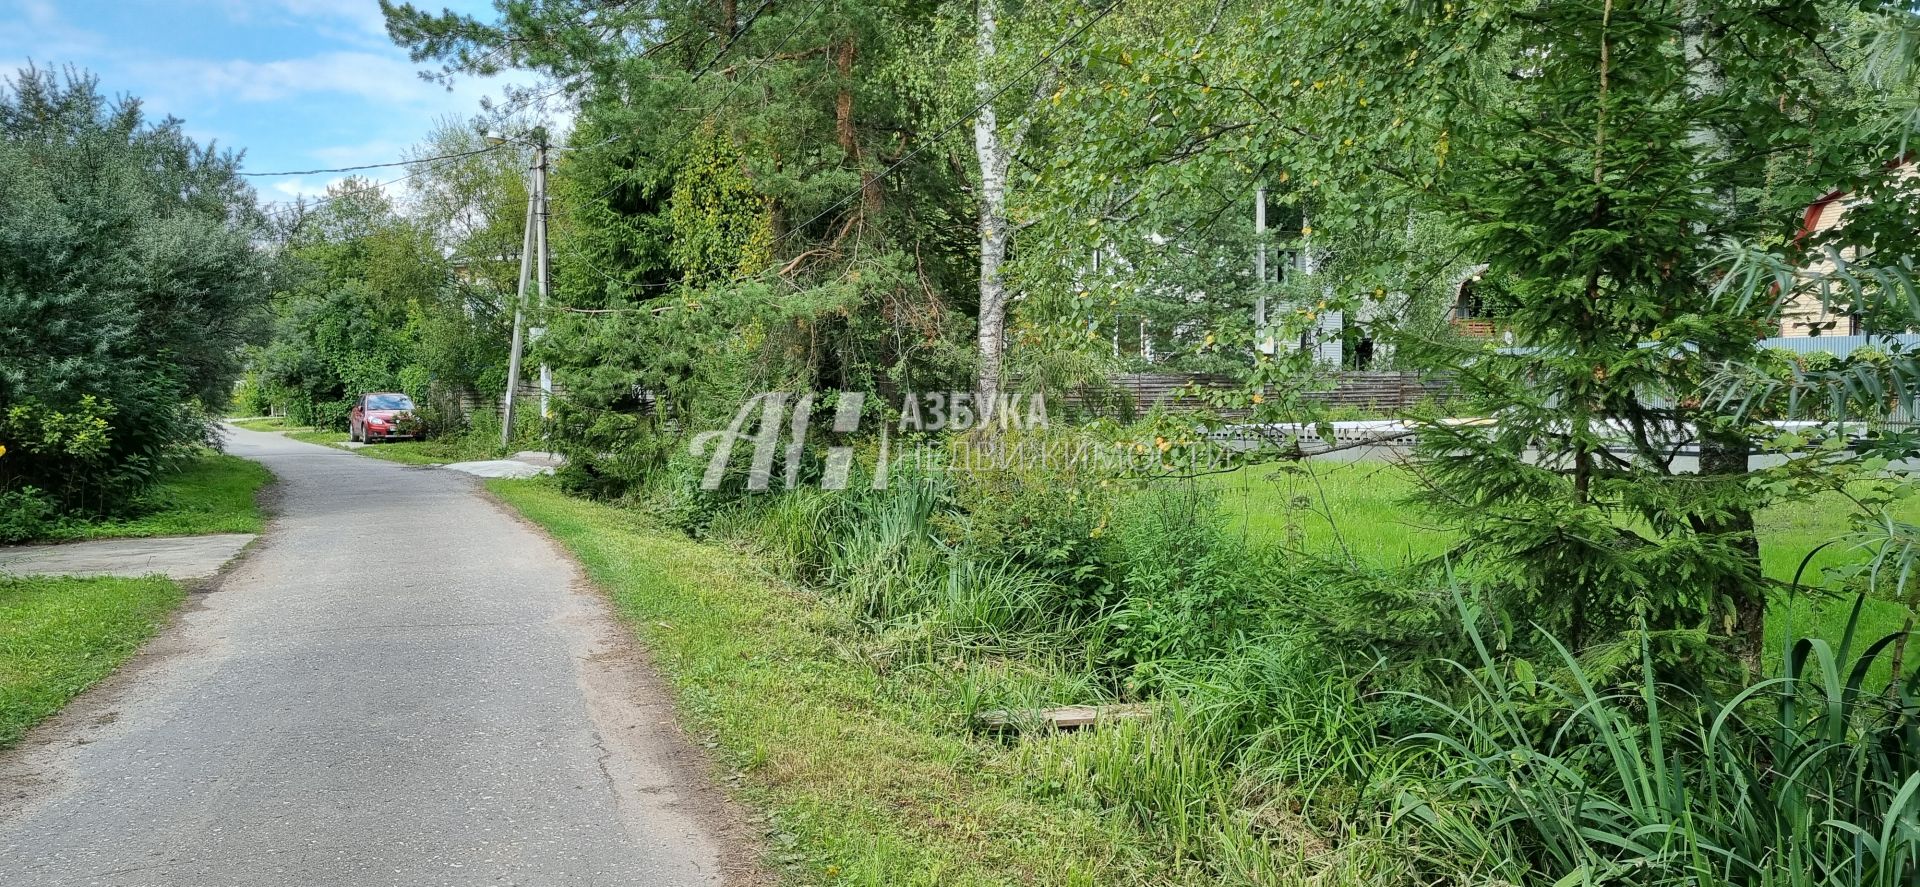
[0,68,271,530]
[253,121,526,433]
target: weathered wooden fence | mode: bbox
[1066,371,1449,419]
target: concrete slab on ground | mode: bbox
[0,533,255,581]
[509,451,567,467]
[443,450,568,479]
[441,459,554,478]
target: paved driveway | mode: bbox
[0,428,738,886]
[0,534,256,580]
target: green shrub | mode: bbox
[0,396,174,516]
[1097,485,1268,685]
[312,398,352,432]
[1,69,268,519]
[230,373,271,417]
[412,397,466,441]
[0,487,61,542]
[940,431,1118,591]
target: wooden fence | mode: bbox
[1066,371,1448,419]
[441,373,1442,424]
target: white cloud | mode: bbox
[207,0,389,45]
[269,176,346,199]
[130,50,550,122]
[134,51,439,105]
[3,0,567,175]
[311,137,411,165]
[0,0,106,63]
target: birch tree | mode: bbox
[974,0,1011,410]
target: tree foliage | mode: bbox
[384,0,986,483]
[1025,0,1920,670]
[259,121,526,431]
[0,66,270,520]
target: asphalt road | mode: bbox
[0,428,736,886]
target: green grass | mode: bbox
[284,428,345,446]
[228,415,299,431]
[44,454,271,541]
[487,477,1183,887]
[1204,461,1442,564]
[1194,460,1918,678]
[0,576,182,747]
[284,428,502,466]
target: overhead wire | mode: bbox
[256,143,512,224]
[240,145,507,177]
[251,71,574,218]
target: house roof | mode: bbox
[1795,156,1915,243]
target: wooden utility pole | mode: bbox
[501,132,549,448]
[533,136,552,421]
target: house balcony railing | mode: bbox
[1453,318,1500,339]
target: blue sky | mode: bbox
[0,0,546,206]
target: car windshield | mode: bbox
[366,394,414,410]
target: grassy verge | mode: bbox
[43,454,271,541]
[284,429,502,466]
[285,428,344,446]
[488,478,1178,887]
[228,415,299,431]
[0,576,182,747]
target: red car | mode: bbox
[349,392,417,443]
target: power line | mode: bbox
[241,144,508,177]
[243,3,819,217]
[249,8,798,231]
[257,143,513,223]
[244,74,566,189]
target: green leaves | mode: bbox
[667,126,773,285]
[0,66,269,516]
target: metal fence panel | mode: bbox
[1755,333,1920,358]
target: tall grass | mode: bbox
[1026,656,1419,885]
[658,450,1920,886]
[1397,595,1920,886]
[1027,591,1920,886]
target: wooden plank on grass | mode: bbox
[975,704,1150,731]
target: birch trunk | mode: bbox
[974,0,1010,412]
